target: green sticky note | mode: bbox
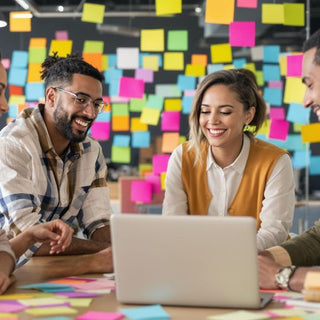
[147,94,164,110]
[167,30,188,51]
[112,103,129,116]
[130,94,147,112]
[111,146,131,163]
[29,47,47,63]
[83,40,104,53]
[255,70,264,86]
[284,3,305,26]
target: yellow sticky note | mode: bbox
[185,64,205,77]
[29,37,46,47]
[156,0,182,15]
[26,306,78,316]
[0,314,17,319]
[262,4,284,24]
[284,3,305,26]
[162,132,180,153]
[205,0,235,24]
[131,117,148,131]
[223,64,234,70]
[244,62,256,73]
[210,44,232,63]
[255,70,264,86]
[102,54,108,71]
[19,298,65,306]
[179,136,186,144]
[27,63,42,82]
[142,55,159,71]
[161,172,166,190]
[8,95,25,105]
[56,298,93,307]
[279,55,287,76]
[10,11,32,32]
[81,3,105,24]
[49,40,72,58]
[163,52,184,70]
[301,123,320,143]
[140,108,161,126]
[82,52,103,71]
[112,115,130,131]
[141,29,165,52]
[164,98,181,111]
[284,77,305,104]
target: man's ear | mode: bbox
[46,87,56,108]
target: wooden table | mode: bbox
[7,256,283,319]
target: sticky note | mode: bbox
[83,40,104,53]
[185,64,206,77]
[251,46,263,61]
[132,131,150,148]
[205,0,235,24]
[229,21,255,47]
[284,3,305,26]
[163,52,184,70]
[155,84,181,97]
[10,11,32,32]
[113,135,130,147]
[104,68,123,84]
[182,95,193,114]
[268,119,289,141]
[119,77,144,99]
[90,122,110,140]
[135,68,154,83]
[82,3,105,24]
[25,82,45,101]
[287,103,310,125]
[191,54,208,66]
[77,311,124,320]
[233,58,247,68]
[269,107,285,120]
[301,123,320,143]
[130,95,147,112]
[263,87,282,107]
[167,30,188,51]
[310,156,320,175]
[161,111,180,131]
[292,150,311,169]
[49,40,72,58]
[156,0,182,15]
[237,0,257,8]
[111,145,131,163]
[177,75,196,91]
[112,115,130,131]
[0,303,26,313]
[131,118,148,131]
[131,180,152,203]
[207,310,270,320]
[82,53,103,71]
[26,306,77,316]
[164,98,181,111]
[147,95,164,110]
[27,63,42,82]
[29,37,46,47]
[140,108,161,126]
[284,77,305,104]
[55,30,69,40]
[286,54,303,77]
[117,47,139,70]
[210,44,232,63]
[11,50,28,68]
[8,68,27,87]
[112,103,129,116]
[262,4,283,24]
[29,47,46,63]
[162,132,180,153]
[263,64,280,82]
[141,29,165,52]
[9,85,23,95]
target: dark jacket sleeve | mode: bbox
[281,220,320,266]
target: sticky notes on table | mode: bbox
[77,311,124,320]
[205,0,235,24]
[207,310,270,319]
[19,283,75,293]
[0,302,27,313]
[81,3,105,24]
[120,304,170,320]
[26,306,78,316]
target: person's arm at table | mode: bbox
[0,252,15,294]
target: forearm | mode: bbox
[10,231,35,258]
[0,252,15,276]
[289,267,313,292]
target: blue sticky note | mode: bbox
[262,64,281,82]
[11,50,28,68]
[207,64,224,74]
[154,54,163,67]
[113,134,130,147]
[263,45,280,63]
[257,134,306,151]
[96,111,111,122]
[25,82,45,102]
[310,156,320,175]
[263,87,282,106]
[291,150,311,169]
[147,94,164,110]
[109,79,120,96]
[120,304,170,320]
[139,53,149,67]
[182,95,193,114]
[8,105,18,118]
[104,68,123,84]
[132,131,150,148]
[287,103,311,124]
[233,58,247,68]
[107,54,117,68]
[19,283,74,292]
[8,68,28,86]
[177,75,196,91]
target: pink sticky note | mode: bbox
[77,311,124,320]
[269,107,285,120]
[56,292,100,298]
[119,76,145,99]
[135,68,154,83]
[237,0,257,8]
[55,30,69,40]
[161,111,180,131]
[0,302,27,313]
[268,119,289,141]
[152,154,170,175]
[145,174,162,194]
[90,121,110,140]
[229,21,255,47]
[130,180,152,203]
[1,58,10,69]
[268,81,283,89]
[184,90,196,96]
[286,54,303,77]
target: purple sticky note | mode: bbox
[229,21,255,47]
[269,107,285,120]
[268,119,289,141]
[161,111,180,131]
[268,81,283,89]
[237,0,257,8]
[55,291,100,298]
[135,68,154,83]
[145,174,162,194]
[55,30,69,40]
[0,302,27,313]
[119,77,145,99]
[77,311,124,320]
[152,154,170,175]
[90,121,110,140]
[286,54,303,77]
[130,180,152,203]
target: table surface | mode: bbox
[8,255,283,319]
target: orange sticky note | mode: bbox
[141,29,165,52]
[191,54,208,66]
[9,85,23,95]
[156,0,182,15]
[27,63,42,82]
[29,38,47,48]
[205,0,235,24]
[162,132,180,153]
[163,52,184,70]
[81,3,105,24]
[49,40,72,58]
[82,53,103,71]
[210,44,232,63]
[10,11,32,32]
[112,115,129,131]
[301,123,320,143]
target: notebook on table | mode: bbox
[110,214,273,309]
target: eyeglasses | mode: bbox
[54,87,105,114]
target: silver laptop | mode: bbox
[110,214,273,309]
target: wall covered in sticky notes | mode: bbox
[1,0,320,198]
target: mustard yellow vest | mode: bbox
[181,136,287,229]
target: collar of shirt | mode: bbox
[206,134,251,175]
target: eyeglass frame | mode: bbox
[53,87,105,114]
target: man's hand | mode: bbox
[0,272,11,294]
[258,253,282,289]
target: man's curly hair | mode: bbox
[41,52,104,88]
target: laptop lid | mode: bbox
[111,214,272,309]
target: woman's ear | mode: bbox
[246,106,256,124]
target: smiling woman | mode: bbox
[162,68,295,251]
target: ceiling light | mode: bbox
[14,0,30,10]
[195,6,202,14]
[11,12,33,18]
[0,12,7,28]
[57,5,64,12]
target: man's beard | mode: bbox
[53,104,92,143]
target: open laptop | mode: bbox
[110,214,273,309]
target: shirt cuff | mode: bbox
[267,245,293,266]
